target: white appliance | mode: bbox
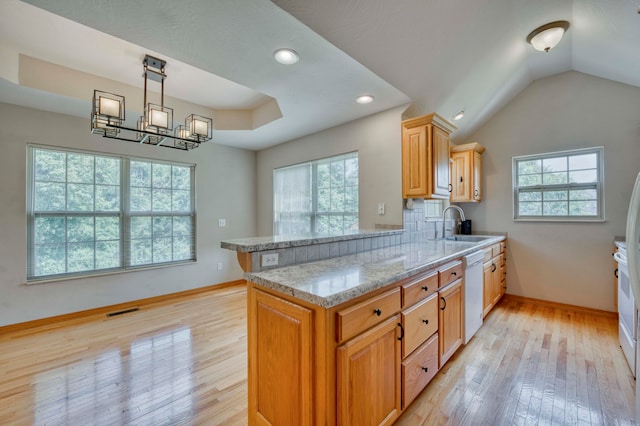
[614,245,636,377]
[463,250,484,344]
[624,172,640,420]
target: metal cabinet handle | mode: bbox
[474,189,479,197]
[421,286,429,292]
[491,263,497,272]
[422,319,429,325]
[448,184,453,192]
[421,367,429,373]
[615,268,619,279]
[460,176,463,183]
[373,308,382,316]
[451,271,457,277]
[440,296,447,311]
[397,323,405,341]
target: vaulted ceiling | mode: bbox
[1,0,638,150]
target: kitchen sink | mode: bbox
[445,235,495,242]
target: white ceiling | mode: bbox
[1,0,639,150]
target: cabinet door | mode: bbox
[450,151,471,202]
[473,150,482,201]
[402,125,428,197]
[438,279,463,367]
[491,256,502,307]
[249,289,313,426]
[483,262,493,318]
[337,315,402,426]
[432,126,451,198]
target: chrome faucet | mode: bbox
[442,205,465,239]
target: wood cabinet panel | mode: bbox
[402,126,429,197]
[438,279,463,367]
[439,260,463,288]
[402,292,438,357]
[250,289,313,426]
[450,142,485,202]
[401,271,438,308]
[433,126,451,198]
[337,315,402,426]
[401,333,439,409]
[337,287,401,343]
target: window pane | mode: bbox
[131,239,152,265]
[518,160,541,175]
[67,217,94,242]
[131,216,152,239]
[519,191,541,202]
[344,215,359,231]
[317,164,330,189]
[34,244,66,276]
[172,190,191,212]
[518,174,541,187]
[68,242,94,272]
[569,200,598,216]
[345,186,358,212]
[173,217,192,237]
[330,187,344,211]
[172,166,190,190]
[330,161,344,187]
[152,164,172,189]
[542,172,567,185]
[317,188,330,212]
[96,217,120,241]
[543,191,567,201]
[130,188,151,212]
[35,216,66,244]
[345,158,358,186]
[153,237,172,263]
[67,154,94,184]
[130,161,151,187]
[519,202,542,216]
[173,237,191,261]
[543,201,568,216]
[35,150,66,182]
[569,170,597,183]
[569,189,597,201]
[95,157,120,185]
[35,182,65,211]
[569,154,597,170]
[153,217,172,238]
[152,188,172,212]
[96,241,120,269]
[316,215,330,233]
[330,215,343,232]
[542,157,567,172]
[95,185,120,211]
[67,183,94,211]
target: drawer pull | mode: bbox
[491,263,497,272]
[421,367,429,373]
[615,268,619,278]
[422,319,429,325]
[397,322,404,341]
[421,286,429,291]
[451,271,457,276]
[440,297,447,311]
[373,308,382,316]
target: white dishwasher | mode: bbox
[464,250,485,344]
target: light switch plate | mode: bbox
[218,219,226,227]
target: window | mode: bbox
[27,146,195,281]
[512,147,604,221]
[274,152,358,235]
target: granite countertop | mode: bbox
[246,235,505,308]
[221,228,404,252]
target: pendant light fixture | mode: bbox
[91,55,213,151]
[526,21,570,52]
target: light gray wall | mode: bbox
[0,103,255,326]
[255,106,406,235]
[459,71,640,312]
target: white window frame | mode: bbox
[273,152,359,235]
[27,145,196,283]
[512,147,604,222]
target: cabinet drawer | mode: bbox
[402,271,438,308]
[402,293,438,357]
[483,247,493,263]
[500,241,506,254]
[402,333,439,409]
[439,261,463,288]
[499,253,506,267]
[337,287,401,343]
[491,243,501,258]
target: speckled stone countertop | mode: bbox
[246,235,505,308]
[221,229,404,253]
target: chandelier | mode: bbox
[91,55,213,151]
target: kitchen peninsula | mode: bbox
[222,230,506,425]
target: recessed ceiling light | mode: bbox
[356,95,374,104]
[452,110,465,121]
[273,48,299,65]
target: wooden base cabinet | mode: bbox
[337,315,402,426]
[438,279,463,367]
[483,242,507,318]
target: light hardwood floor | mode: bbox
[0,286,635,425]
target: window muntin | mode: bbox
[28,146,195,282]
[274,152,358,235]
[512,147,604,221]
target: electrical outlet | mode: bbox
[261,253,279,267]
[218,219,226,227]
[378,203,385,215]
[217,262,223,271]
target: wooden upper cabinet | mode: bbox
[402,113,456,199]
[450,142,485,202]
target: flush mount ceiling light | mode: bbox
[91,55,213,151]
[452,110,465,121]
[356,95,374,104]
[526,20,570,52]
[273,48,299,65]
